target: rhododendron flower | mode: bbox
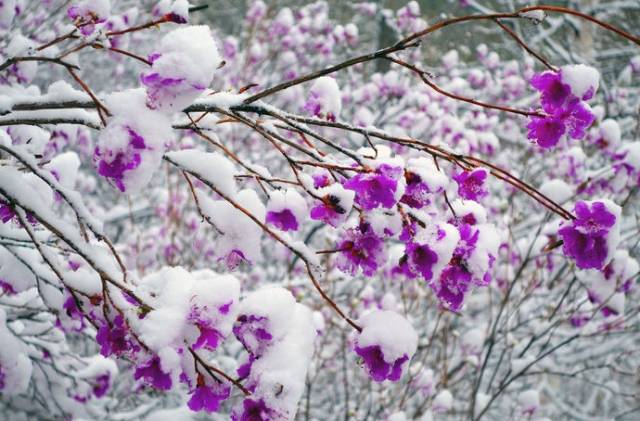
[96,314,132,357]
[67,0,111,36]
[335,222,386,277]
[232,398,278,421]
[187,377,231,413]
[141,26,220,111]
[94,126,145,192]
[92,373,111,398]
[353,311,417,382]
[95,89,172,193]
[233,314,273,357]
[527,65,599,148]
[344,164,403,210]
[310,184,354,227]
[133,356,172,390]
[558,200,621,270]
[0,200,15,223]
[400,158,447,208]
[304,76,342,121]
[453,168,488,201]
[265,189,307,232]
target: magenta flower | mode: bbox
[266,208,298,231]
[96,315,132,357]
[187,378,231,413]
[344,164,403,210]
[193,325,223,350]
[233,314,273,357]
[219,249,248,270]
[558,200,618,270]
[354,344,408,382]
[400,171,434,208]
[232,398,278,421]
[530,71,572,112]
[453,168,488,201]
[527,69,597,148]
[406,242,438,280]
[134,356,172,390]
[67,1,109,36]
[432,264,472,311]
[0,201,15,224]
[335,223,386,277]
[0,279,16,295]
[94,127,146,192]
[92,373,111,398]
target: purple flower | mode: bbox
[310,194,347,227]
[0,201,15,224]
[453,168,488,201]
[0,279,16,295]
[266,209,298,231]
[335,223,386,277]
[526,116,566,148]
[400,171,434,208]
[559,201,618,270]
[432,264,472,311]
[96,315,132,357]
[193,325,223,350]
[219,249,248,271]
[233,314,273,357]
[344,164,403,210]
[354,344,409,382]
[187,378,231,413]
[406,242,438,280]
[67,1,109,36]
[530,71,572,112]
[527,70,596,148]
[94,127,146,192]
[0,366,5,390]
[93,373,111,398]
[232,398,278,421]
[134,356,172,390]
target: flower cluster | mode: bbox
[67,0,111,36]
[527,65,599,148]
[353,310,417,382]
[558,200,621,270]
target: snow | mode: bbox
[198,188,265,265]
[356,310,418,364]
[539,179,573,204]
[599,119,621,147]
[519,10,546,22]
[99,88,174,193]
[561,64,600,100]
[145,26,221,112]
[236,287,316,419]
[165,149,237,197]
[432,389,453,412]
[266,188,308,226]
[617,142,640,171]
[518,389,540,413]
[309,76,342,119]
[0,308,33,395]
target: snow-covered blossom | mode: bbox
[527,65,599,148]
[265,188,307,231]
[304,76,342,121]
[558,200,621,270]
[141,26,221,112]
[453,168,488,201]
[310,183,355,227]
[67,0,111,36]
[353,310,417,382]
[336,222,387,277]
[345,164,404,210]
[94,89,173,192]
